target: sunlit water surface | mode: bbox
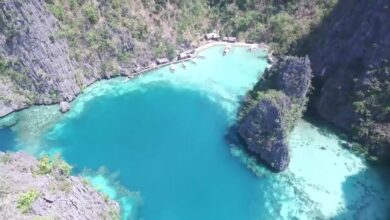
[0,46,389,220]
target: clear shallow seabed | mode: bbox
[0,46,389,220]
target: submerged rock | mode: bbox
[0,152,120,219]
[238,56,312,172]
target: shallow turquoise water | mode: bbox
[0,46,389,219]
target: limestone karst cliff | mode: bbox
[0,0,211,117]
[238,56,312,171]
[298,0,390,159]
[0,0,81,116]
[0,0,336,118]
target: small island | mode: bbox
[238,56,312,171]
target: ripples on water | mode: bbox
[0,46,389,220]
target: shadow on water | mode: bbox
[333,164,390,220]
[303,116,352,141]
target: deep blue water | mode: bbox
[45,83,263,219]
[0,127,16,152]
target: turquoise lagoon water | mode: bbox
[0,46,389,219]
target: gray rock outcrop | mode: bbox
[59,101,70,113]
[239,92,292,171]
[0,152,120,220]
[238,56,312,171]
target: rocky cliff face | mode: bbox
[299,0,390,159]
[0,0,81,116]
[0,152,119,220]
[0,0,210,117]
[239,91,292,171]
[238,57,312,171]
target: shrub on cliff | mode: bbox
[17,189,40,213]
[36,155,72,177]
[83,3,99,24]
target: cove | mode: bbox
[0,46,389,219]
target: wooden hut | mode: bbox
[157,58,169,65]
[178,52,191,60]
[205,33,220,41]
[227,37,237,43]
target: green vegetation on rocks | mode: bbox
[0,152,119,219]
[45,0,211,77]
[0,0,337,117]
[210,0,338,54]
[37,155,72,177]
[17,189,40,213]
[352,59,390,159]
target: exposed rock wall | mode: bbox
[299,0,390,158]
[0,0,80,116]
[0,0,211,117]
[238,92,292,171]
[0,152,119,220]
[238,56,312,171]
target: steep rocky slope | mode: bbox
[0,0,337,118]
[0,0,211,117]
[0,152,119,220]
[0,0,81,116]
[238,57,312,171]
[298,0,390,159]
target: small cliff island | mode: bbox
[0,152,119,219]
[238,57,312,171]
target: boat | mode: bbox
[249,44,257,52]
[182,63,187,69]
[170,63,176,72]
[223,47,230,56]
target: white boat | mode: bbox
[249,44,257,52]
[223,47,230,55]
[170,64,176,72]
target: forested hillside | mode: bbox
[0,0,338,117]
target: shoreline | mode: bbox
[0,41,268,120]
[129,41,269,78]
